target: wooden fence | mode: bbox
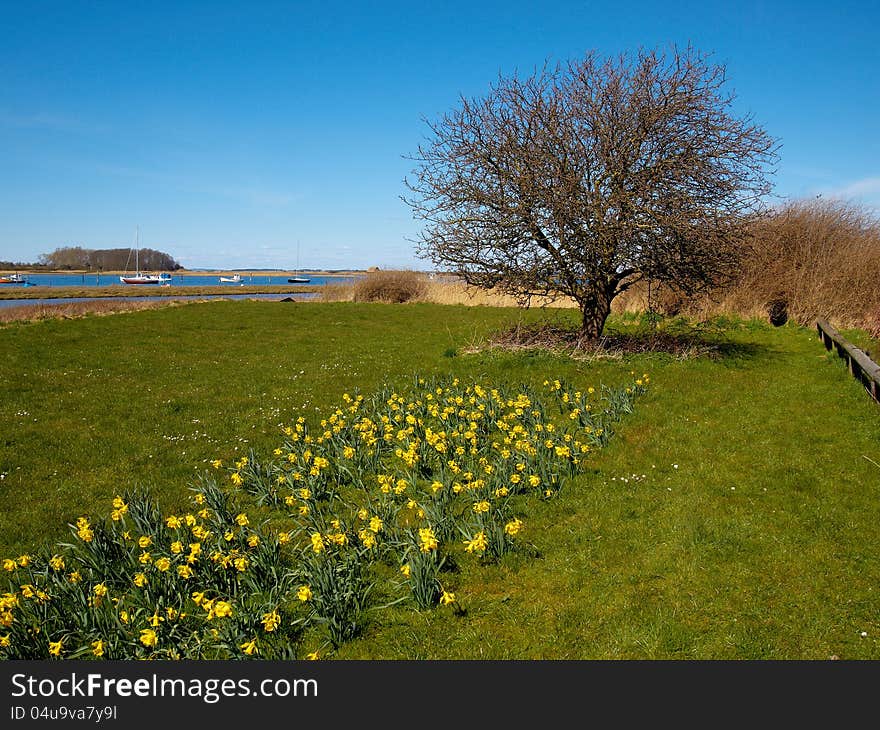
[816,319,880,403]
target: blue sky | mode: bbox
[1,0,878,270]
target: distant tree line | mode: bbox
[37,246,182,271]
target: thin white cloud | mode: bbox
[823,176,880,202]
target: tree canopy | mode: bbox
[39,246,182,271]
[404,46,779,339]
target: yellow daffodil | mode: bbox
[261,610,281,632]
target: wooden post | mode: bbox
[816,318,880,404]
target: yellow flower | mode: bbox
[235,513,249,526]
[148,611,163,628]
[504,518,523,536]
[400,564,411,578]
[154,557,171,572]
[177,564,194,579]
[93,583,108,598]
[2,559,16,572]
[299,505,310,516]
[133,573,147,588]
[297,585,312,602]
[473,500,490,514]
[139,629,158,648]
[233,556,249,572]
[261,610,281,632]
[211,600,233,619]
[67,571,82,584]
[138,551,152,565]
[119,610,129,624]
[343,446,355,459]
[240,639,259,656]
[91,639,104,657]
[247,535,260,548]
[49,555,65,571]
[418,527,438,553]
[48,639,64,657]
[211,459,222,469]
[306,651,320,660]
[440,591,456,606]
[358,529,377,549]
[76,517,94,543]
[528,475,541,487]
[310,533,325,554]
[17,555,30,567]
[138,535,152,549]
[170,541,184,554]
[0,634,10,647]
[464,532,488,554]
[278,531,291,545]
[230,472,243,486]
[369,516,383,534]
[166,515,182,529]
[191,591,206,606]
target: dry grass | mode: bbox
[0,298,197,325]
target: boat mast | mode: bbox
[135,226,139,274]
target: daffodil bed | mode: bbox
[0,373,648,659]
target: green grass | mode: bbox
[2,300,879,659]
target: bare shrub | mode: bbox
[721,198,880,328]
[351,270,428,303]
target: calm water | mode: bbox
[1,272,359,288]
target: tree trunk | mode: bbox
[579,291,613,342]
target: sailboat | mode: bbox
[288,241,311,283]
[120,227,172,285]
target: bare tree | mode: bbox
[404,46,779,340]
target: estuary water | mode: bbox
[1,272,359,288]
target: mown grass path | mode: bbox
[2,301,879,658]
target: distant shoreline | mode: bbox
[1,268,368,277]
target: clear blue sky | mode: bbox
[1,0,878,270]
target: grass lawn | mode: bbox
[1,300,879,659]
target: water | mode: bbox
[0,292,319,309]
[0,272,360,288]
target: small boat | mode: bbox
[0,273,29,284]
[120,227,172,285]
[121,272,172,285]
[288,241,310,283]
[219,274,242,283]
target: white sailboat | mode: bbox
[288,241,310,283]
[120,227,172,285]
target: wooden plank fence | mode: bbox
[816,319,880,403]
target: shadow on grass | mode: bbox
[472,315,772,365]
